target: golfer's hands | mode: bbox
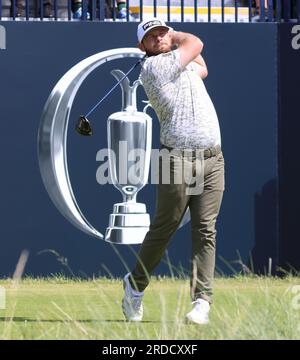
[192,54,208,79]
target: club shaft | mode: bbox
[85,56,146,118]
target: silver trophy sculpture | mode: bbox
[105,70,152,244]
[38,49,190,245]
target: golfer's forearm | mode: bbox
[171,31,203,64]
[172,31,203,57]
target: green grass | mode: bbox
[0,276,299,340]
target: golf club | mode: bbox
[75,55,147,136]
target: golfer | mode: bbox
[122,18,225,324]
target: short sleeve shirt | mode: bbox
[140,49,221,150]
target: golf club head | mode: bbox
[75,116,93,136]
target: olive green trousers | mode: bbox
[129,147,225,304]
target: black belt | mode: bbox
[161,144,221,159]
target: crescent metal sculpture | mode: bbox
[37,48,190,243]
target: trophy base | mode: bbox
[104,226,149,245]
[104,202,150,245]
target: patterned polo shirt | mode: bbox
[139,49,221,150]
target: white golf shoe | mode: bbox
[122,273,144,322]
[185,298,210,325]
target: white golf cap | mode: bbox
[137,18,172,43]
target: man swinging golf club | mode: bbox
[122,18,225,324]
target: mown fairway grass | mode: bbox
[0,276,299,340]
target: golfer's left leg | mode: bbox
[189,151,225,304]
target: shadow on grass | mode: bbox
[0,317,171,324]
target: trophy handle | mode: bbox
[142,100,153,114]
[110,69,141,112]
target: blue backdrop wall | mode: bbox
[278,23,300,272]
[0,21,290,277]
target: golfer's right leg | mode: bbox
[129,156,189,292]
